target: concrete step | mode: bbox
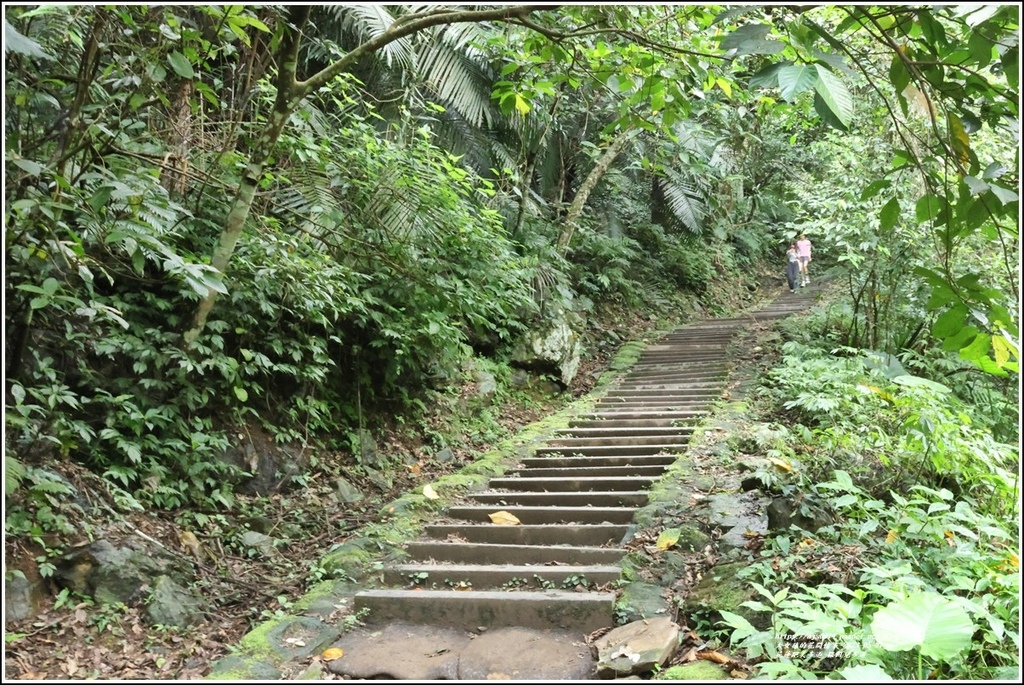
[543,434,690,448]
[551,426,696,438]
[354,589,615,631]
[510,465,667,478]
[574,411,713,420]
[470,491,650,507]
[383,563,622,589]
[403,541,626,565]
[519,455,676,468]
[425,524,629,546]
[445,505,638,524]
[569,418,707,428]
[488,476,658,492]
[532,444,687,457]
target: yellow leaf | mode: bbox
[322,648,344,661]
[488,510,521,525]
[885,528,899,543]
[768,457,794,473]
[423,484,439,500]
[656,528,681,550]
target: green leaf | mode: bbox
[656,527,681,550]
[777,64,817,102]
[941,325,978,352]
[891,375,951,394]
[720,24,771,51]
[167,51,194,79]
[861,179,891,201]
[870,593,974,659]
[813,65,853,128]
[915,194,943,223]
[840,665,893,680]
[4,18,53,59]
[889,54,910,95]
[959,332,991,362]
[932,304,967,338]
[747,62,786,89]
[879,198,901,231]
[233,387,248,402]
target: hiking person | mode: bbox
[796,233,813,286]
[786,242,800,293]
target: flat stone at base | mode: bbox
[457,627,595,680]
[325,623,465,680]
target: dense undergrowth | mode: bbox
[717,302,1020,680]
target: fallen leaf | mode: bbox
[656,528,681,551]
[488,510,520,526]
[730,669,749,678]
[767,457,794,473]
[321,648,344,661]
[408,463,421,475]
[698,650,730,664]
[284,637,306,647]
[885,528,898,543]
[423,484,439,500]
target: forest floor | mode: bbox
[3,308,667,681]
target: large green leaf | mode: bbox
[777,64,817,102]
[870,593,975,659]
[840,665,893,681]
[719,23,771,51]
[813,65,853,128]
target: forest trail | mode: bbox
[210,284,823,681]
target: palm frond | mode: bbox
[656,173,707,233]
[325,5,412,70]
[418,39,495,128]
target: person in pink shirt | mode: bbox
[796,233,812,286]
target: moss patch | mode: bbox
[657,662,731,680]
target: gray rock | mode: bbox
[240,531,278,557]
[435,447,455,463]
[474,369,498,404]
[4,568,47,623]
[457,627,594,680]
[357,429,381,468]
[594,617,681,678]
[146,575,202,628]
[55,540,186,607]
[334,477,364,504]
[512,315,581,386]
[363,467,393,492]
[616,582,671,623]
[208,654,282,680]
[766,496,832,533]
[263,616,341,662]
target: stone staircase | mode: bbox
[353,290,819,633]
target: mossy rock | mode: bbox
[657,662,730,680]
[238,615,341,663]
[206,655,282,680]
[679,561,767,630]
[615,581,671,623]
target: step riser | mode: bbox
[544,436,690,448]
[424,524,629,546]
[488,476,657,492]
[445,506,639,524]
[355,590,615,632]
[471,492,650,507]
[513,466,667,478]
[520,456,676,467]
[552,427,696,437]
[404,542,626,565]
[384,564,622,590]
[533,445,687,457]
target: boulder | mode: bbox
[54,539,187,606]
[146,575,202,628]
[512,315,581,387]
[594,617,681,678]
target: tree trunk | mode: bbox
[556,127,635,253]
